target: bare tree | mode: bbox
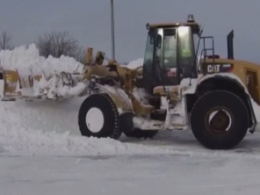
[0,31,13,50]
[74,46,86,64]
[36,31,84,61]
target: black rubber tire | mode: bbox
[124,128,158,139]
[190,90,250,149]
[78,93,122,139]
[119,112,158,139]
[119,112,134,133]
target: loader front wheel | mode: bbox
[190,90,249,149]
[124,129,158,139]
[119,112,158,139]
[78,94,122,139]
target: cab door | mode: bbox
[143,28,158,94]
[155,28,179,86]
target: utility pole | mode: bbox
[110,0,115,60]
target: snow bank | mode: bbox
[0,44,88,99]
[0,98,195,157]
[0,97,162,156]
[0,44,84,74]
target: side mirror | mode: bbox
[149,29,155,44]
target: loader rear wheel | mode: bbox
[190,90,249,149]
[78,94,122,139]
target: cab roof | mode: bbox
[146,15,201,34]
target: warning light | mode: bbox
[187,14,195,22]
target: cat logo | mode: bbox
[207,65,220,73]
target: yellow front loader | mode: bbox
[2,14,260,151]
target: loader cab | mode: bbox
[143,15,201,94]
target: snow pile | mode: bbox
[0,89,168,156]
[0,97,193,156]
[0,122,156,156]
[0,44,83,73]
[0,44,88,99]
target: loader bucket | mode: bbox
[0,67,88,101]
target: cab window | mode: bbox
[163,29,177,68]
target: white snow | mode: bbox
[0,44,89,99]
[0,44,84,73]
[127,58,143,69]
[2,152,260,195]
[1,49,260,194]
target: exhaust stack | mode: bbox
[227,30,234,59]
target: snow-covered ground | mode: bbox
[2,151,260,195]
[1,45,260,194]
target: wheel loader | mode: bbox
[0,14,259,149]
[78,14,259,150]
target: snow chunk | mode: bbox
[127,58,143,69]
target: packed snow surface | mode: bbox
[1,45,260,194]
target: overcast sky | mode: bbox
[0,0,259,63]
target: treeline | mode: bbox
[0,30,86,64]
